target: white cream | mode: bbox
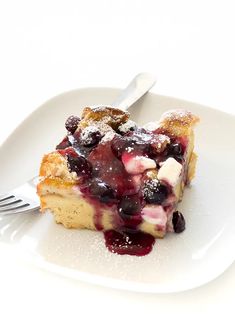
[157,157,182,186]
[142,204,167,226]
[122,154,156,175]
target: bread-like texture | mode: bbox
[37,177,165,237]
[80,106,130,130]
[37,152,166,237]
[37,107,199,238]
[159,108,199,190]
[159,109,199,137]
[39,152,77,182]
[187,152,197,183]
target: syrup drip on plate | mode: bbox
[104,230,155,256]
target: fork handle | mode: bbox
[112,73,156,111]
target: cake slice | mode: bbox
[37,106,199,255]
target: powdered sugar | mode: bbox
[82,120,115,144]
[143,178,159,199]
[118,120,136,134]
[160,109,199,126]
[81,126,100,145]
[143,121,159,131]
[92,121,113,135]
[126,146,134,153]
[100,131,115,143]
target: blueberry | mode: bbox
[89,179,116,203]
[164,142,184,163]
[67,154,92,177]
[65,115,81,134]
[172,211,185,233]
[80,127,102,146]
[118,195,141,220]
[143,179,168,204]
[169,143,182,155]
[166,142,183,156]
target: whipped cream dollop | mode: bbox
[157,157,182,186]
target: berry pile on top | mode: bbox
[55,106,197,235]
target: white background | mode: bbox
[0,1,234,313]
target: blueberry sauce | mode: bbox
[93,206,103,231]
[88,142,137,197]
[104,230,155,256]
[69,131,97,157]
[56,116,188,256]
[58,146,79,158]
[111,131,151,158]
[56,136,71,150]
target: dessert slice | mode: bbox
[37,106,199,255]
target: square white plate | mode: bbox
[0,88,234,293]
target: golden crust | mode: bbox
[80,106,129,130]
[38,177,75,192]
[159,109,200,136]
[39,152,77,182]
[37,177,77,213]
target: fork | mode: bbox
[0,73,156,215]
[0,178,40,215]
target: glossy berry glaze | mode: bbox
[104,230,155,256]
[57,115,187,256]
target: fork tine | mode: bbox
[0,178,40,215]
[0,202,30,212]
[0,194,14,202]
[0,205,39,215]
[0,199,23,207]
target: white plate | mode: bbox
[0,88,235,293]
